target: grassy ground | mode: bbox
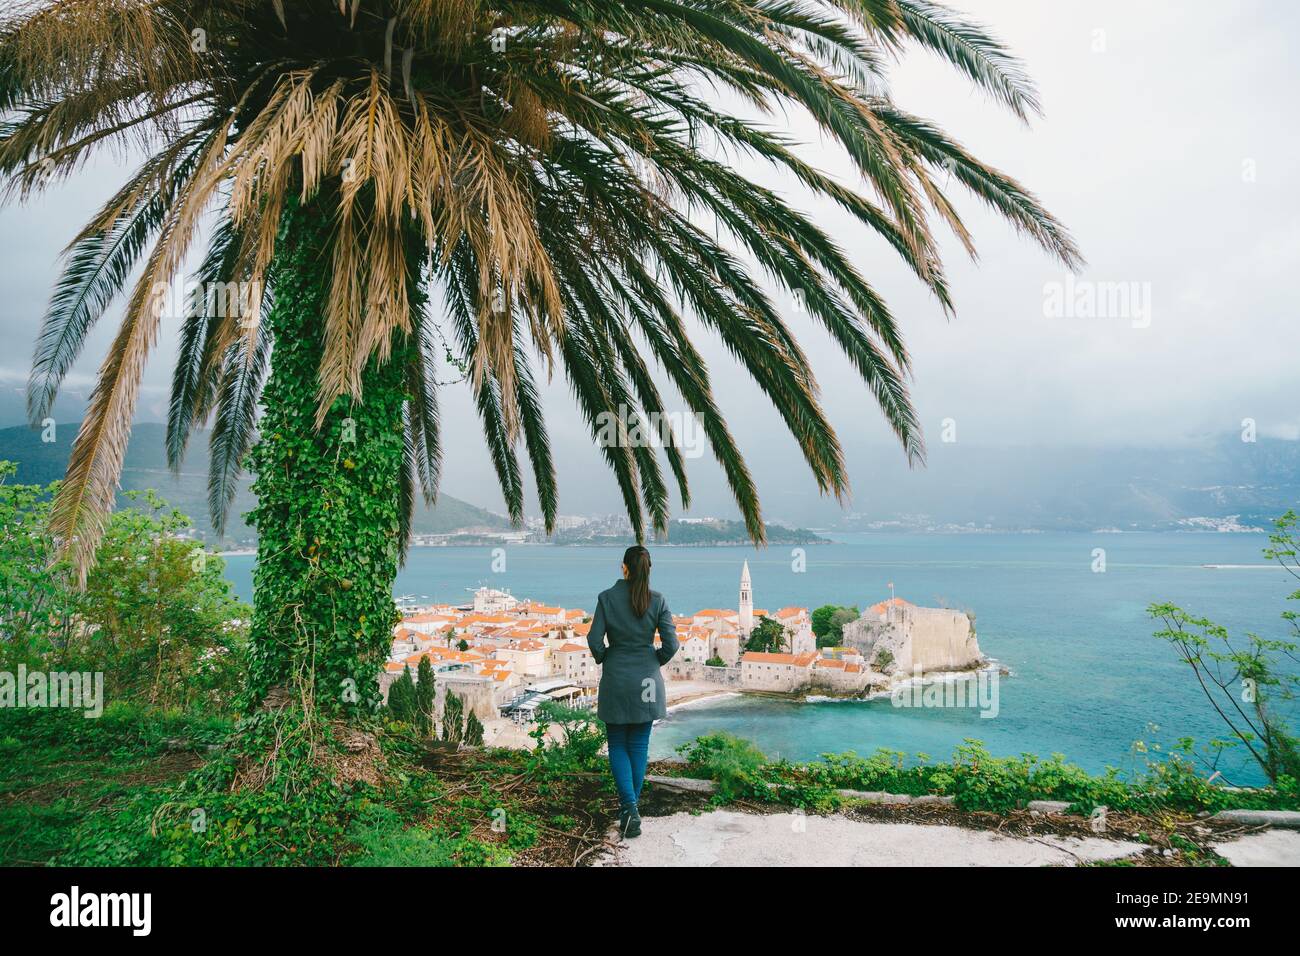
[0,705,228,866]
[2,708,1293,867]
[0,704,625,867]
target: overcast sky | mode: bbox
[1,1,1297,518]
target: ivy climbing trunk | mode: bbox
[245,198,414,716]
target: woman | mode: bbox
[585,545,679,838]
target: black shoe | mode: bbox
[620,807,642,839]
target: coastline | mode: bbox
[658,659,1006,712]
[664,682,742,713]
[666,691,742,713]
[215,541,821,556]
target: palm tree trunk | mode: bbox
[244,198,412,716]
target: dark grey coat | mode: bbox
[586,579,679,724]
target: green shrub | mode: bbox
[0,466,250,713]
[674,734,1300,816]
[346,808,456,866]
[529,703,604,775]
[813,748,930,795]
[677,732,769,801]
[926,741,1039,812]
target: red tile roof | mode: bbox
[742,652,796,665]
[868,597,913,615]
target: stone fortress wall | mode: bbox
[842,604,981,674]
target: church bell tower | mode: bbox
[738,561,753,636]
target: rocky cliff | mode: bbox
[842,605,982,674]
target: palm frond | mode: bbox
[2,0,1079,574]
[891,0,1042,123]
[167,215,246,471]
[406,300,444,506]
[207,322,271,538]
[28,128,213,423]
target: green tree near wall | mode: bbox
[812,605,860,648]
[414,657,436,736]
[746,617,788,654]
[442,691,465,746]
[387,666,417,726]
[465,711,485,747]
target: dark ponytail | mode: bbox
[623,545,652,617]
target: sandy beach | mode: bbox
[664,681,740,712]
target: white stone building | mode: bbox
[841,597,982,674]
[472,586,519,613]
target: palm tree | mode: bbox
[2,0,1079,715]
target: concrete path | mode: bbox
[596,810,1143,867]
[1212,829,1300,866]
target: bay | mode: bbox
[220,531,1295,785]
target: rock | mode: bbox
[836,789,911,804]
[259,685,295,711]
[912,794,956,806]
[644,774,717,793]
[1026,800,1073,814]
[1212,809,1300,829]
[334,726,378,754]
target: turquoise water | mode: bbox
[220,532,1296,785]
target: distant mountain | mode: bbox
[826,437,1300,532]
[5,411,1294,537]
[546,518,827,547]
[0,422,512,546]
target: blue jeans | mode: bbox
[605,721,653,810]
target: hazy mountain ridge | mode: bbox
[3,411,1295,538]
[829,437,1300,532]
[0,422,512,545]
[543,517,827,546]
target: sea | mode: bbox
[219,531,1297,786]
